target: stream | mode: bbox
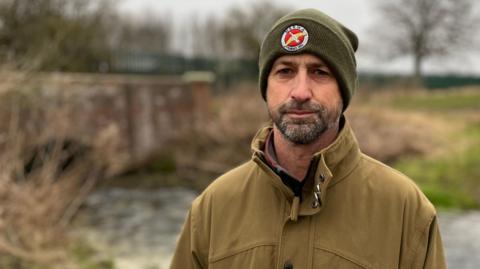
[77,188,480,269]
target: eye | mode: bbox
[312,68,330,76]
[276,67,293,75]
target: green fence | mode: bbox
[111,52,480,91]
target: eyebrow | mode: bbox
[273,60,328,69]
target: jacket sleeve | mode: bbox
[410,215,447,269]
[170,208,209,269]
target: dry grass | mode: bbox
[0,88,123,268]
[172,86,269,188]
[346,104,452,163]
[171,83,453,189]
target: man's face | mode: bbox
[266,54,343,145]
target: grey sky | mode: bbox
[118,0,480,75]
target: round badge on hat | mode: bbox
[281,25,309,52]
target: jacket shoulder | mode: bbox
[207,160,258,193]
[358,154,436,215]
[191,160,258,208]
[356,156,445,267]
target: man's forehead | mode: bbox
[272,54,327,66]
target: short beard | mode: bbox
[269,100,342,145]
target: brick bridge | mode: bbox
[0,71,214,173]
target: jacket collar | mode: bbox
[251,116,361,220]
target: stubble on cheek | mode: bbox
[268,100,341,145]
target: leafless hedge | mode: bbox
[0,83,124,268]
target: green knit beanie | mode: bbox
[259,8,359,111]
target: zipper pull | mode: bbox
[312,183,322,208]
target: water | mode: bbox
[78,188,480,269]
[439,211,480,269]
[77,188,197,269]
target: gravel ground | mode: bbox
[78,188,480,269]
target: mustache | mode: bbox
[278,101,324,114]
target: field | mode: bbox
[379,88,480,208]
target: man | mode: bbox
[171,8,446,269]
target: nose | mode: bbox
[290,70,312,102]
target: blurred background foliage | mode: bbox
[0,0,479,268]
[0,0,114,71]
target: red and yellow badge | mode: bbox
[281,25,309,52]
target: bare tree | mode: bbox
[187,14,216,58]
[112,11,173,54]
[221,1,290,59]
[184,1,289,60]
[370,0,479,81]
[0,0,116,72]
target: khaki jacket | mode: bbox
[171,119,446,269]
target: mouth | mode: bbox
[285,110,317,117]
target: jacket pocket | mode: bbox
[313,247,373,269]
[209,244,276,269]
